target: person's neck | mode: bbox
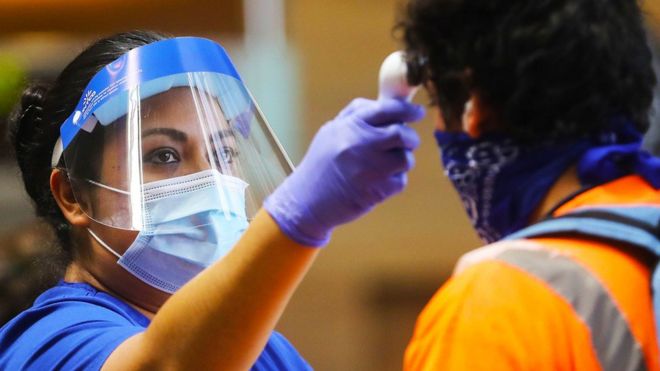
[528,165,583,224]
[64,263,159,319]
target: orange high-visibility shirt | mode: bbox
[405,176,660,371]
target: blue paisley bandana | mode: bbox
[435,120,660,243]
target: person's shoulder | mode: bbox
[0,281,147,371]
[418,239,570,327]
[27,280,148,327]
[0,280,149,340]
[453,239,548,276]
[405,240,598,370]
[251,331,312,371]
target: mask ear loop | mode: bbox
[87,228,122,260]
[51,141,127,258]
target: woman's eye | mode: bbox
[145,148,180,164]
[223,147,236,163]
[215,146,238,165]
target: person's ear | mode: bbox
[50,169,90,227]
[463,94,501,137]
[462,97,481,138]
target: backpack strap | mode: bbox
[505,207,660,255]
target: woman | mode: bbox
[0,31,424,370]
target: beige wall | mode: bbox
[646,0,660,34]
[279,1,481,369]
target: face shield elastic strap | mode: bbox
[51,36,243,168]
[82,178,131,195]
[51,137,64,168]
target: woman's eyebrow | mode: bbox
[142,128,188,142]
[209,129,235,140]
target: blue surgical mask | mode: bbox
[435,131,589,243]
[88,169,249,293]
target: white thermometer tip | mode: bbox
[378,51,419,101]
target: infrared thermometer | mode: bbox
[378,51,420,101]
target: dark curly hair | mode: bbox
[399,0,656,142]
[7,30,167,263]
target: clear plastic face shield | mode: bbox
[51,37,293,293]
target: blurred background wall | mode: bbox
[0,1,658,370]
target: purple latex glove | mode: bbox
[263,98,425,247]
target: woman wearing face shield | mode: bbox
[0,31,425,370]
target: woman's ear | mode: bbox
[50,169,90,227]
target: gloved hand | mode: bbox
[264,98,425,247]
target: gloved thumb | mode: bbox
[355,98,425,127]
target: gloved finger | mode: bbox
[373,173,408,200]
[365,149,416,175]
[354,98,425,127]
[373,123,421,150]
[362,174,405,204]
[337,98,376,119]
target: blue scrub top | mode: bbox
[0,281,312,370]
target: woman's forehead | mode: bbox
[140,88,227,128]
[141,88,197,121]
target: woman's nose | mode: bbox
[179,149,213,175]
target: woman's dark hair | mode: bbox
[399,0,656,142]
[7,30,168,262]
